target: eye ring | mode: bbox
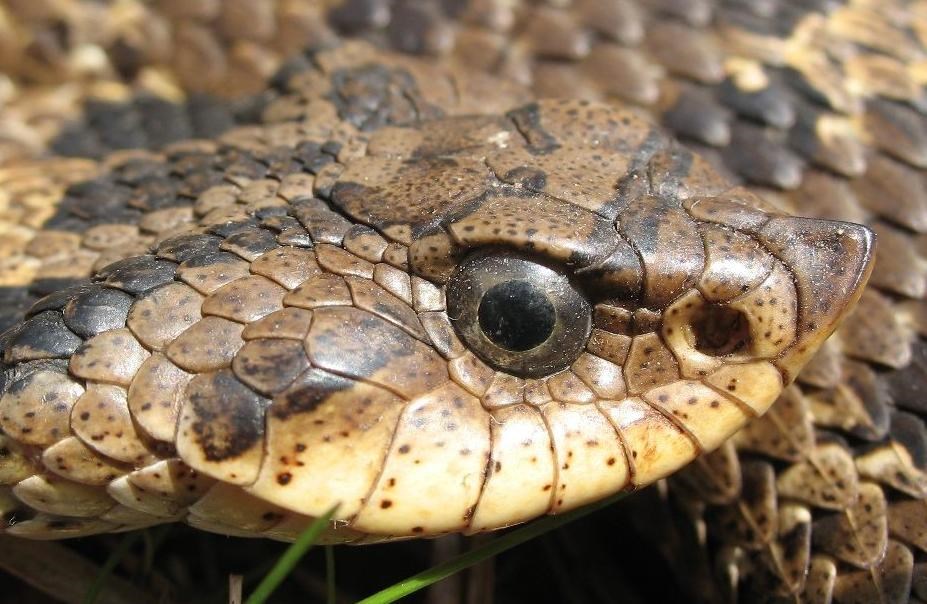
[446,250,592,378]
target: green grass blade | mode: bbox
[83,531,141,604]
[244,506,339,604]
[325,545,336,604]
[357,491,628,604]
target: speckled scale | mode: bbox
[833,540,914,604]
[353,382,490,535]
[734,385,814,462]
[776,443,859,511]
[290,198,354,245]
[332,155,493,240]
[98,255,178,295]
[70,384,152,464]
[126,283,204,351]
[345,276,425,339]
[69,328,150,386]
[232,339,311,396]
[587,328,632,367]
[176,369,269,485]
[0,434,41,485]
[249,247,320,289]
[757,217,875,377]
[600,397,697,485]
[488,145,633,215]
[220,228,280,262]
[469,404,554,531]
[697,225,774,303]
[176,251,252,295]
[812,481,887,568]
[342,225,389,262]
[283,273,352,308]
[316,244,375,278]
[5,311,82,363]
[447,194,617,269]
[249,368,404,519]
[165,316,245,373]
[0,362,84,447]
[508,99,666,154]
[200,275,286,324]
[672,440,741,505]
[373,263,413,305]
[619,196,704,308]
[483,373,525,408]
[41,437,129,486]
[808,360,890,441]
[127,353,193,443]
[13,474,114,518]
[644,382,750,452]
[542,401,630,511]
[305,306,448,400]
[111,459,215,517]
[624,332,682,394]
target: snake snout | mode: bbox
[752,217,876,382]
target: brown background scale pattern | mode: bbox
[0,1,926,602]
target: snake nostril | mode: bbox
[691,305,752,357]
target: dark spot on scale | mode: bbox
[398,444,411,454]
[380,500,393,509]
[277,472,293,485]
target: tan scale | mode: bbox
[70,384,152,465]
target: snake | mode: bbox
[0,1,925,602]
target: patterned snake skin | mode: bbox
[2,1,927,602]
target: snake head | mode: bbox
[0,100,873,540]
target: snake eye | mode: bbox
[446,251,592,378]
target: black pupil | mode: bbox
[478,280,556,351]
